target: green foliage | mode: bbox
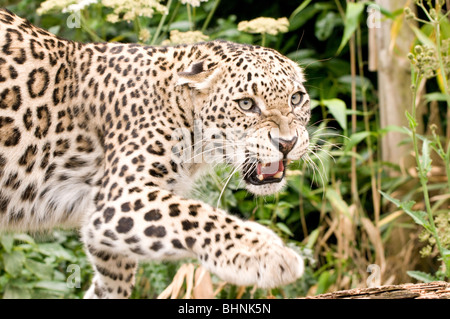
[2,0,448,298]
[0,231,91,298]
[337,2,364,54]
[131,261,182,299]
[381,0,450,281]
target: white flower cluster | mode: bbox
[237,17,289,36]
[37,0,97,14]
[37,0,77,15]
[162,30,209,45]
[102,0,168,23]
[63,0,98,13]
[139,29,151,42]
[179,0,209,8]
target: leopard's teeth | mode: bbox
[273,172,283,179]
[257,174,264,181]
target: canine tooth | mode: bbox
[257,174,264,181]
[273,172,283,179]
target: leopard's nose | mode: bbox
[269,133,298,156]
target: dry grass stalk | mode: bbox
[193,266,214,299]
[158,264,219,299]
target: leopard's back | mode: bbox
[0,9,104,231]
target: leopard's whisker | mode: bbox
[304,153,326,188]
[216,162,245,209]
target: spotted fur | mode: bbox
[0,8,311,298]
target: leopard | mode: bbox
[0,8,311,299]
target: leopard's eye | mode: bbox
[238,98,255,111]
[291,91,304,107]
[236,98,261,114]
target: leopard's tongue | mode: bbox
[256,161,284,180]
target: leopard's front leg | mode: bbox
[82,186,303,298]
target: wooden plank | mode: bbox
[303,281,450,299]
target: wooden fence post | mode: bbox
[371,0,417,170]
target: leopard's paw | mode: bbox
[201,221,304,289]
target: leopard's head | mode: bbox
[177,41,310,195]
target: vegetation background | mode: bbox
[0,0,449,299]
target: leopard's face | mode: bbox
[178,44,310,195]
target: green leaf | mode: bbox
[1,233,14,253]
[310,99,320,110]
[315,11,341,41]
[344,131,373,152]
[315,271,335,295]
[440,15,450,40]
[377,125,410,136]
[289,0,313,22]
[2,251,25,277]
[405,110,417,129]
[286,49,316,61]
[322,98,347,130]
[7,278,37,289]
[337,2,365,54]
[47,25,60,36]
[288,0,317,31]
[237,200,256,215]
[36,243,76,262]
[410,25,436,49]
[276,222,294,237]
[379,191,430,229]
[34,280,71,292]
[306,229,320,250]
[12,233,35,245]
[275,206,289,220]
[424,92,450,102]
[326,188,350,217]
[25,259,54,280]
[332,150,364,161]
[420,138,432,175]
[443,249,450,258]
[338,75,373,91]
[407,270,436,283]
[2,284,31,299]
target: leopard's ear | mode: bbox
[177,61,219,91]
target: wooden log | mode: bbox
[303,281,450,299]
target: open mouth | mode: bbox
[244,160,290,185]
